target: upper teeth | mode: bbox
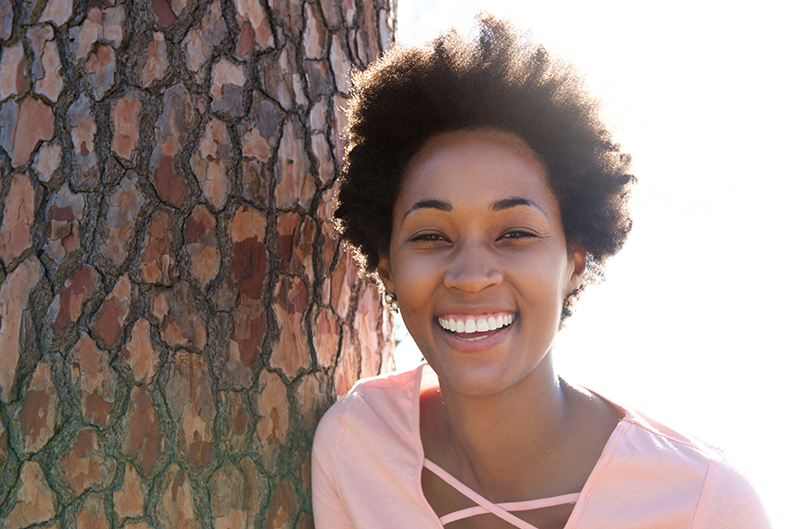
[438,314,514,334]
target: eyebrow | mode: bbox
[403,199,452,220]
[403,196,547,220]
[491,197,547,217]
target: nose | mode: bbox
[443,242,503,293]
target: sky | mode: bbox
[391,1,791,526]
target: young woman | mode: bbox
[312,16,771,529]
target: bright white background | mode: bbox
[392,1,792,526]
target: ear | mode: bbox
[566,247,587,292]
[377,255,395,293]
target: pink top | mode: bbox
[312,364,772,528]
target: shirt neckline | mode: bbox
[410,362,632,529]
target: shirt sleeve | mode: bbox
[691,455,773,529]
[312,406,356,529]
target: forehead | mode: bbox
[398,129,557,212]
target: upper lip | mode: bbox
[435,307,515,318]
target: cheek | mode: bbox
[390,254,445,337]
[392,255,442,307]
[504,252,570,319]
[505,245,569,283]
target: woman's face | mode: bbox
[378,129,585,398]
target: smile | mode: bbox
[437,313,514,340]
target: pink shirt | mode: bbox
[312,364,771,528]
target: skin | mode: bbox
[378,129,622,529]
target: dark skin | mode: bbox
[378,130,623,529]
[420,358,621,529]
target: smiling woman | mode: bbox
[312,15,772,529]
[379,130,584,400]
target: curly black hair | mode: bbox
[334,15,634,293]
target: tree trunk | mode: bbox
[0,0,394,526]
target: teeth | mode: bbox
[438,314,515,334]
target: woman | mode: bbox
[312,16,771,529]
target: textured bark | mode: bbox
[0,0,395,526]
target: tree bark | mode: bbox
[0,0,394,526]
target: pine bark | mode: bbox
[0,0,394,526]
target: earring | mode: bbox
[384,293,399,313]
[564,288,581,309]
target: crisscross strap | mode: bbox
[424,459,580,528]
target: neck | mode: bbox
[422,350,579,500]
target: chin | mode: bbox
[432,361,529,399]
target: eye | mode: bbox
[409,232,448,243]
[499,229,537,240]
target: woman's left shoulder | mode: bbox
[688,448,773,529]
[594,403,773,529]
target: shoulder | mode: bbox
[588,391,738,473]
[581,402,772,529]
[690,448,773,529]
[313,365,423,462]
[312,365,433,527]
[317,365,422,432]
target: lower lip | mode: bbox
[444,329,500,341]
